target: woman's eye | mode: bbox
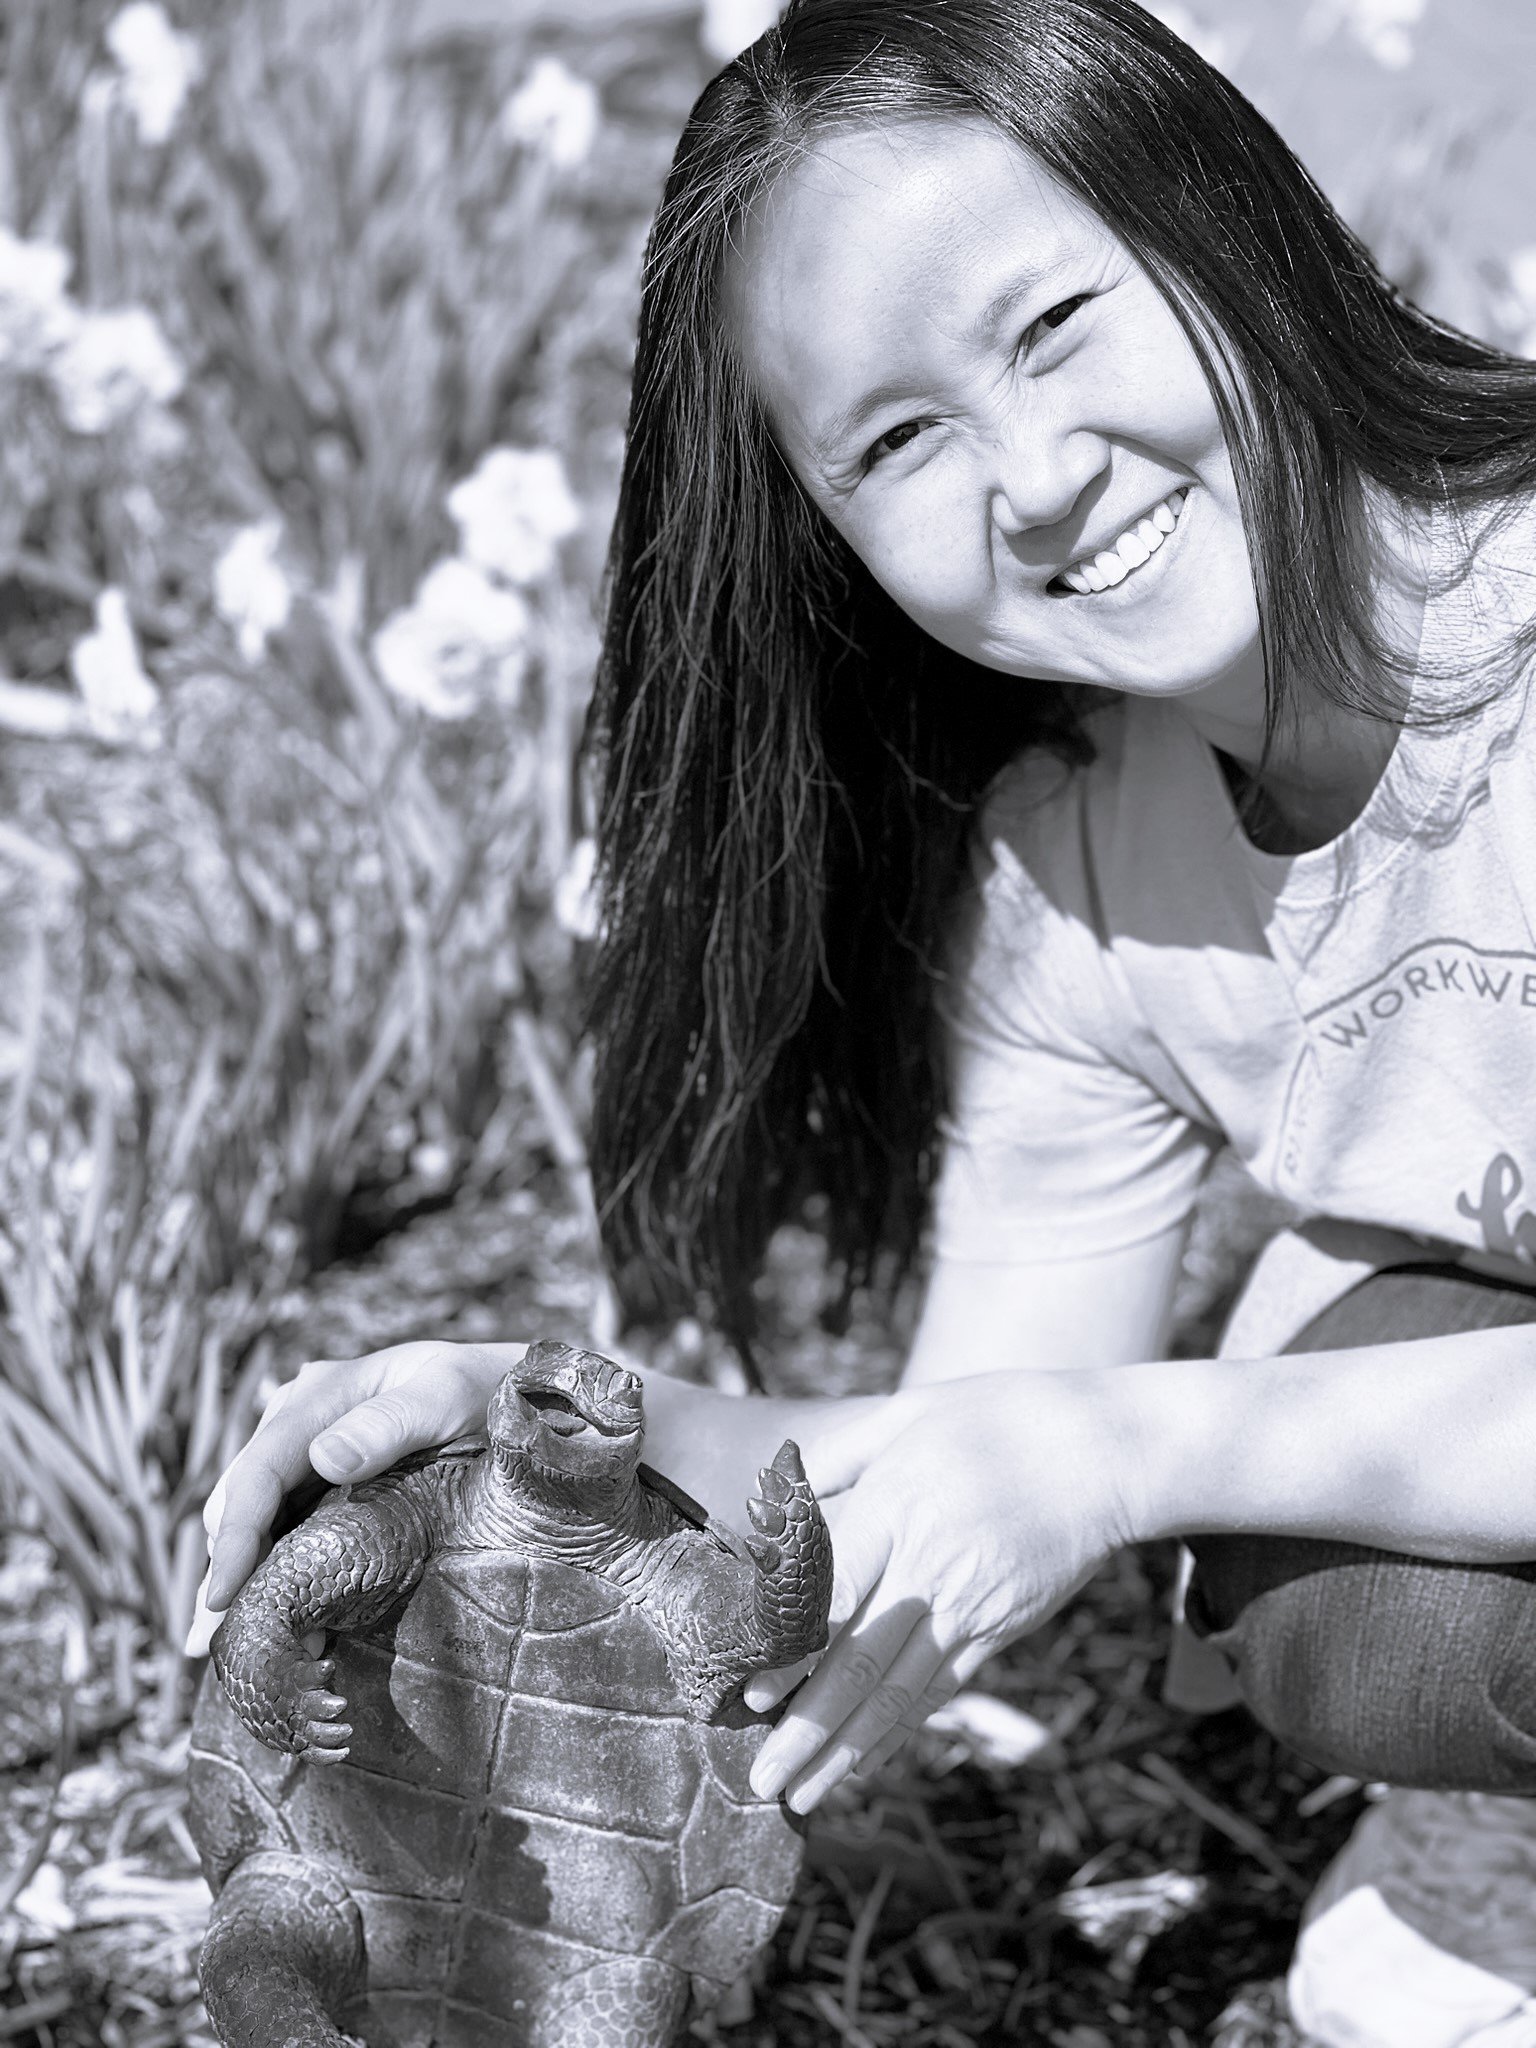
[863,419,925,470]
[1031,294,1090,338]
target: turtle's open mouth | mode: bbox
[521,1387,592,1438]
[517,1386,637,1439]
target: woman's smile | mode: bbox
[728,117,1264,730]
[1050,486,1188,596]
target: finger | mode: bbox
[205,1373,396,1609]
[749,1593,920,1800]
[308,1379,480,1484]
[781,1632,959,1814]
[183,1567,226,1659]
[205,1454,293,1611]
[743,1653,814,1716]
[853,1722,913,1778]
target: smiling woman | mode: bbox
[586,0,1536,1342]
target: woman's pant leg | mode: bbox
[1185,1265,1536,1793]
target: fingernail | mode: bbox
[749,1750,785,1800]
[184,1584,226,1659]
[313,1434,364,1478]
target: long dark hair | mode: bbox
[584,0,1536,1354]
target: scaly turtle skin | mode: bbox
[188,1341,833,2048]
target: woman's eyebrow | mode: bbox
[963,250,1075,347]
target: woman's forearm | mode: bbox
[630,1363,888,1528]
[1111,1322,1536,1561]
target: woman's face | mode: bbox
[728,116,1263,712]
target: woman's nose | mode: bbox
[986,422,1107,538]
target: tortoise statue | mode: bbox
[187,1339,834,2048]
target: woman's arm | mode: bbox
[901,1222,1188,1382]
[1122,1320,1536,1561]
[748,1312,1536,1811]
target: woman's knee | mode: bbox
[1187,1532,1536,1792]
[1188,1263,1536,1790]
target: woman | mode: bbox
[196,3,1536,2038]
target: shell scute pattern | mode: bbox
[191,1344,833,2047]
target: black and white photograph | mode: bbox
[1,1,1534,2043]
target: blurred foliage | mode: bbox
[0,0,712,1678]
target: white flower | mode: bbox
[105,3,202,147]
[700,0,782,63]
[446,446,582,588]
[0,228,80,372]
[1304,0,1424,69]
[370,557,531,721]
[554,836,600,940]
[1138,2,1239,73]
[70,589,161,742]
[499,58,599,171]
[214,520,293,663]
[50,306,183,434]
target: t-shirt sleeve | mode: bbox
[930,750,1218,1265]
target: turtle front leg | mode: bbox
[743,1441,834,1669]
[199,1850,366,2048]
[212,1490,429,1760]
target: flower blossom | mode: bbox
[699,0,782,63]
[1305,0,1425,70]
[371,558,531,721]
[105,3,203,147]
[447,446,582,588]
[499,58,599,171]
[50,306,184,434]
[214,520,294,663]
[0,229,80,373]
[70,589,161,743]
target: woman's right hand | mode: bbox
[188,1339,524,1655]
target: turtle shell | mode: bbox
[189,1544,804,2047]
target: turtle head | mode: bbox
[486,1341,645,1494]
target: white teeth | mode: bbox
[1060,489,1187,593]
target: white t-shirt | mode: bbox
[932,499,1536,1324]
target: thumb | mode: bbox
[804,1395,921,1500]
[822,1486,896,1634]
[310,1386,457,1482]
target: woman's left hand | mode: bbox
[745,1368,1140,1811]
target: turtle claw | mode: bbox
[746,1534,781,1572]
[748,1496,787,1537]
[756,1462,794,1507]
[304,1718,353,1751]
